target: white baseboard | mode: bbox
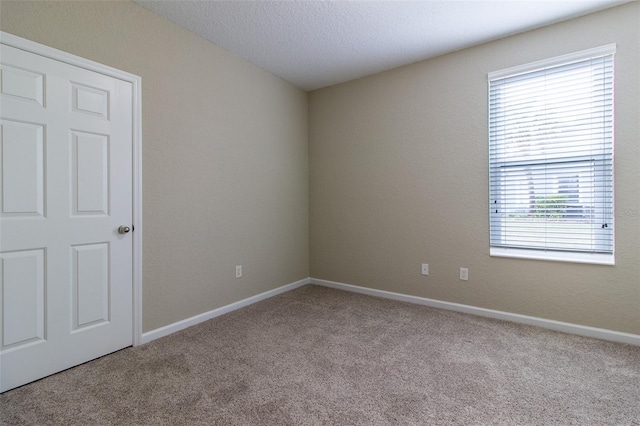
[310,278,640,347]
[141,276,639,347]
[141,278,310,344]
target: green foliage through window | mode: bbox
[532,194,568,218]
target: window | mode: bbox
[488,45,615,265]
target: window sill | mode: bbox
[490,247,614,265]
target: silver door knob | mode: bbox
[118,225,131,234]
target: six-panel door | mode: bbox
[0,44,134,392]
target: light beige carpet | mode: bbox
[1,285,639,425]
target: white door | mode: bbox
[0,43,134,392]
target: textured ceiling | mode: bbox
[134,0,629,91]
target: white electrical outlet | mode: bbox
[459,268,469,281]
[236,265,242,278]
[421,263,429,275]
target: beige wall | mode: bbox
[0,1,309,332]
[2,1,638,337]
[310,3,640,334]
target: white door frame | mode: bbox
[0,31,143,346]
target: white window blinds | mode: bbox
[488,45,615,259]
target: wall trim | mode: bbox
[141,278,311,344]
[0,31,145,347]
[310,278,640,347]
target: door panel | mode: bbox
[0,64,44,106]
[0,43,133,392]
[0,249,45,349]
[72,131,110,215]
[72,82,109,119]
[0,120,45,217]
[72,243,110,330]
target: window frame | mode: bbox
[488,45,616,265]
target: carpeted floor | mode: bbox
[1,285,639,425]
